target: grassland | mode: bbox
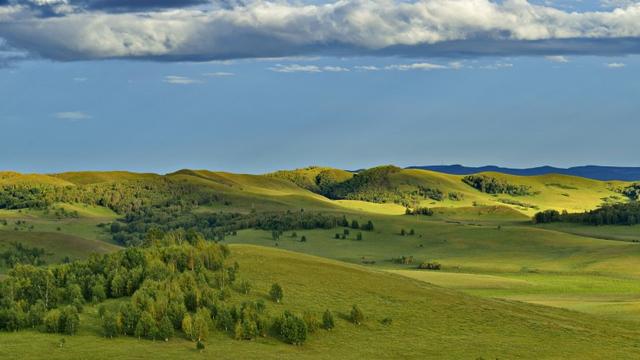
[1,167,639,358]
[2,245,640,360]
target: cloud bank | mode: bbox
[1,0,640,63]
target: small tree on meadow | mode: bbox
[238,280,252,295]
[322,309,335,330]
[351,220,360,229]
[349,305,364,325]
[270,283,284,303]
[276,311,307,345]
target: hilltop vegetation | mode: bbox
[535,202,640,226]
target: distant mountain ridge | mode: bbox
[407,165,640,181]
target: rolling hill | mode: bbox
[410,164,640,181]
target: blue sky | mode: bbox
[1,0,640,174]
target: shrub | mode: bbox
[275,311,307,345]
[361,220,374,231]
[322,309,335,330]
[349,305,364,325]
[238,280,252,295]
[270,283,283,303]
[303,311,320,333]
[418,261,441,270]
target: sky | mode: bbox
[1,0,640,174]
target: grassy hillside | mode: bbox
[1,245,640,359]
[1,166,639,336]
[265,166,633,216]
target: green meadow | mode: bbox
[0,167,639,358]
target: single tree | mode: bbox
[349,305,364,325]
[322,309,335,330]
[270,283,284,303]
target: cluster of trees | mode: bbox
[399,229,415,236]
[0,229,352,347]
[110,210,369,247]
[391,256,414,265]
[405,207,434,216]
[417,262,441,270]
[0,242,47,268]
[0,179,222,214]
[534,202,640,226]
[462,175,534,196]
[621,184,640,201]
[267,167,352,196]
[318,166,447,207]
[0,231,227,334]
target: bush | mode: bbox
[238,280,252,295]
[418,261,441,270]
[275,311,307,345]
[270,283,283,303]
[349,305,364,325]
[322,309,335,330]
[303,311,320,333]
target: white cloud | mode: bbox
[269,64,322,73]
[448,61,465,69]
[545,55,570,63]
[268,64,350,73]
[203,72,234,77]
[480,62,514,70]
[73,77,87,82]
[354,65,381,71]
[163,75,202,84]
[2,1,640,61]
[322,66,350,72]
[606,62,626,68]
[54,111,91,120]
[385,62,449,71]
